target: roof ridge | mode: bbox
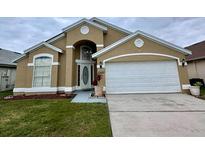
[62,18,107,32]
[90,17,132,34]
[0,48,21,54]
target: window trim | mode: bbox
[32,53,53,88]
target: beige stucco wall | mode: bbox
[103,27,128,47]
[14,20,190,95]
[14,22,129,95]
[93,20,128,47]
[187,60,205,82]
[15,56,28,88]
[14,37,66,93]
[96,35,189,93]
[66,24,104,45]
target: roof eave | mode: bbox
[90,17,132,35]
[24,42,62,54]
[0,63,17,67]
[92,30,192,58]
[12,54,26,63]
[186,56,205,62]
[46,33,65,43]
[62,18,108,33]
[14,42,63,63]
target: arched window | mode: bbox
[33,56,52,87]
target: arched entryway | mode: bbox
[73,40,97,90]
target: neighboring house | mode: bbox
[0,48,21,91]
[13,17,192,96]
[186,41,205,82]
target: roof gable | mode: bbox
[186,41,205,61]
[92,30,192,58]
[13,42,62,62]
[62,18,107,32]
[24,42,62,54]
[90,17,132,35]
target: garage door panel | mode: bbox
[105,61,181,94]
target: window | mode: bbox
[33,56,52,87]
[81,46,92,61]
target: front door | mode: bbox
[80,63,91,89]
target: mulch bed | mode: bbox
[4,93,76,100]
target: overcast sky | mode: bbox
[0,17,205,53]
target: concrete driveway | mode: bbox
[107,94,205,136]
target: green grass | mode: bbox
[200,87,205,96]
[0,90,13,99]
[0,92,112,137]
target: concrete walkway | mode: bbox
[107,94,205,137]
[71,91,107,103]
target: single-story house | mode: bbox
[13,17,192,95]
[0,48,21,91]
[186,40,205,82]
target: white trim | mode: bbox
[134,38,144,48]
[13,54,26,63]
[64,87,75,92]
[90,17,132,35]
[27,63,34,67]
[13,86,76,93]
[80,26,89,34]
[28,62,59,66]
[32,53,53,88]
[33,53,53,62]
[24,42,62,54]
[27,53,55,67]
[52,62,60,65]
[97,65,101,68]
[24,42,45,53]
[62,18,107,32]
[182,84,191,90]
[102,53,182,67]
[46,33,65,43]
[13,87,58,93]
[92,30,192,58]
[66,45,75,49]
[96,44,104,48]
[58,86,75,92]
[43,42,63,53]
[14,34,64,63]
[75,59,95,64]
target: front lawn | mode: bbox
[0,90,13,99]
[0,95,112,136]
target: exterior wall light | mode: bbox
[99,61,103,68]
[181,59,186,67]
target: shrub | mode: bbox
[193,82,203,87]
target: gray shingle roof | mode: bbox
[0,48,21,66]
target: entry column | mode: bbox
[65,45,75,93]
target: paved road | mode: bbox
[107,94,205,137]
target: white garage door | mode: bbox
[105,61,181,94]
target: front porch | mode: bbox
[71,90,106,103]
[71,40,98,91]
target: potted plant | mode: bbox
[190,82,203,97]
[92,75,103,97]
